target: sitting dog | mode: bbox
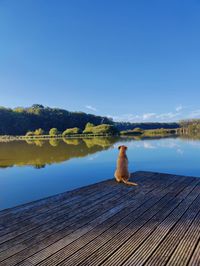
[114,145,137,186]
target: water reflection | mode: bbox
[0,137,119,168]
[1,135,200,169]
[63,138,81,145]
[49,138,60,147]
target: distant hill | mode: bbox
[114,121,179,131]
[0,104,180,135]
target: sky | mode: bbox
[0,0,200,122]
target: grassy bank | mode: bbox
[120,128,178,138]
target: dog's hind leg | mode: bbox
[114,171,121,183]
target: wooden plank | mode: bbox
[166,210,200,266]
[0,173,176,266]
[188,238,200,266]
[143,183,200,266]
[66,177,195,266]
[30,176,190,266]
[119,181,200,266]
[69,176,196,265]
[0,172,160,265]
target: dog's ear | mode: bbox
[118,146,121,150]
[125,146,128,150]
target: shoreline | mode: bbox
[0,133,179,143]
[0,134,117,142]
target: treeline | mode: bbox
[0,104,181,136]
[115,122,179,131]
[0,105,112,135]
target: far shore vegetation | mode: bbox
[1,119,200,142]
[0,123,118,142]
[0,105,200,142]
[0,104,178,134]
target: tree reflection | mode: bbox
[62,138,81,145]
[49,138,60,147]
[0,137,119,168]
[34,164,46,169]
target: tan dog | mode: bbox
[114,145,137,186]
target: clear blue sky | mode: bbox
[0,0,200,122]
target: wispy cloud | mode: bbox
[156,112,180,120]
[110,105,186,122]
[175,105,183,112]
[143,142,156,149]
[108,111,181,123]
[189,109,200,118]
[142,113,156,120]
[108,104,200,123]
[85,105,97,112]
[88,154,99,160]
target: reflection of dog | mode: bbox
[114,145,137,186]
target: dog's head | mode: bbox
[118,145,128,153]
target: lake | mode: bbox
[0,136,200,211]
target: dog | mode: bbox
[114,145,137,186]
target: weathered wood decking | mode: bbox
[0,171,200,266]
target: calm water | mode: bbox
[0,136,200,211]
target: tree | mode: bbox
[32,104,44,109]
[85,122,95,128]
[92,124,117,135]
[14,107,25,113]
[25,131,35,137]
[49,128,59,136]
[62,127,81,136]
[83,124,118,135]
[34,128,44,135]
[83,123,95,134]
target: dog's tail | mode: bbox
[122,179,138,186]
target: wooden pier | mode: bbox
[0,171,200,266]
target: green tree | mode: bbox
[85,122,95,128]
[83,123,95,134]
[34,128,44,135]
[92,124,117,135]
[49,128,59,136]
[83,124,118,135]
[62,127,81,136]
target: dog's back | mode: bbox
[115,145,130,181]
[115,145,137,186]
